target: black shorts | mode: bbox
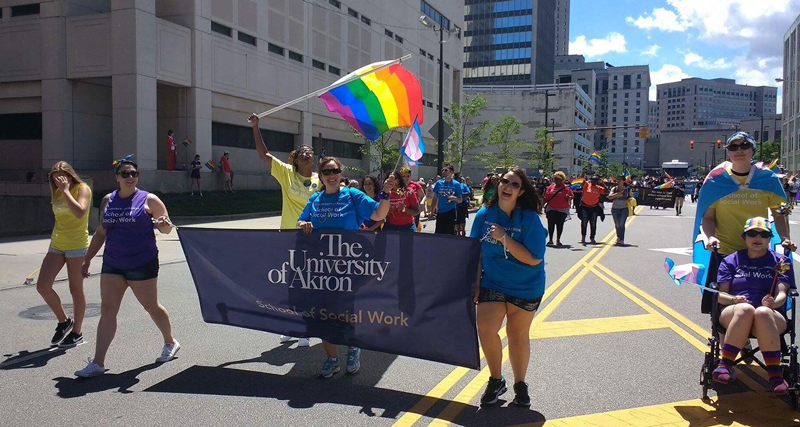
[435,209,457,235]
[191,171,201,179]
[101,257,159,281]
[456,205,469,224]
[478,287,542,312]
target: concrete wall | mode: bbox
[658,129,736,170]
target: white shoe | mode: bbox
[156,341,180,363]
[279,335,293,343]
[297,338,310,347]
[75,358,106,378]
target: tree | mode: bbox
[580,150,609,176]
[758,138,781,164]
[443,94,490,173]
[472,116,532,171]
[351,127,403,179]
[530,126,556,174]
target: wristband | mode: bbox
[377,191,390,201]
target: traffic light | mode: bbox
[716,139,721,148]
[605,128,611,138]
[690,140,694,150]
[638,126,649,138]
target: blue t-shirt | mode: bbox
[460,183,472,207]
[298,187,379,231]
[717,249,795,306]
[469,204,548,299]
[434,179,463,213]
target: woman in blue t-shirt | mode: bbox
[713,217,794,395]
[469,167,547,408]
[297,157,394,378]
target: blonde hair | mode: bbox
[48,161,84,200]
[552,171,566,181]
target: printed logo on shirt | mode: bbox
[733,265,776,280]
[481,222,521,246]
[288,179,316,201]
[103,206,144,224]
[311,197,348,220]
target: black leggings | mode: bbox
[546,210,568,242]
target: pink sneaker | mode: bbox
[712,366,735,384]
[771,378,789,395]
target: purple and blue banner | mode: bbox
[178,228,481,369]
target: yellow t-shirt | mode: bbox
[271,157,320,229]
[50,183,91,251]
[710,171,782,254]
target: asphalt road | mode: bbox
[2,202,800,426]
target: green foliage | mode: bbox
[757,138,781,163]
[530,126,556,174]
[443,94,490,172]
[472,116,532,171]
[577,150,643,178]
[351,127,402,177]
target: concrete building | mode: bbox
[555,0,569,56]
[658,129,738,172]
[463,0,555,86]
[555,55,650,167]
[0,0,464,194]
[656,78,777,134]
[740,114,782,143]
[462,83,594,179]
[782,14,800,172]
[648,100,658,137]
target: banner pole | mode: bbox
[254,54,413,119]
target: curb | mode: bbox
[171,211,281,224]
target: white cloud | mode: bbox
[569,32,627,58]
[625,7,690,32]
[682,51,733,70]
[641,44,661,57]
[650,64,691,100]
[684,52,703,65]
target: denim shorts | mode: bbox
[478,287,542,312]
[48,247,88,259]
[101,257,159,281]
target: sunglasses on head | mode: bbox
[500,178,521,189]
[118,171,139,178]
[320,168,341,176]
[726,142,753,152]
[745,230,772,238]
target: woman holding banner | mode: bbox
[297,157,394,378]
[385,171,420,232]
[470,167,547,407]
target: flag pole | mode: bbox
[254,54,413,119]
[392,115,419,173]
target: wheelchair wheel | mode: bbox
[701,352,715,400]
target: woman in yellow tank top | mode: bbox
[37,161,92,348]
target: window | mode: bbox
[0,113,41,139]
[419,48,426,56]
[444,63,450,69]
[329,66,341,76]
[312,59,326,70]
[212,122,294,152]
[395,35,403,44]
[314,137,363,160]
[268,43,285,56]
[288,50,303,63]
[211,22,232,37]
[361,15,371,26]
[238,32,257,46]
[625,93,629,98]
[11,3,40,17]
[348,8,359,18]
[385,29,394,38]
[328,0,341,8]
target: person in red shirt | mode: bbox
[543,171,573,247]
[220,151,233,193]
[166,130,176,171]
[400,167,425,231]
[384,171,420,232]
[578,174,606,244]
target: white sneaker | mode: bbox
[156,341,180,363]
[297,338,310,347]
[75,358,106,378]
[279,335,293,343]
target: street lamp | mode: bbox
[420,14,457,173]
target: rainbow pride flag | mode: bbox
[655,180,674,190]
[588,151,603,166]
[623,170,631,183]
[205,161,216,171]
[319,60,423,141]
[765,158,780,173]
[570,178,584,190]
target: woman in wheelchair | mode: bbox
[714,217,795,395]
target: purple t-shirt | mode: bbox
[717,250,795,306]
[102,189,158,270]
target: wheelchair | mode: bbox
[700,248,800,408]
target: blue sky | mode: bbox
[568,0,800,110]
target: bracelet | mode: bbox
[377,191,390,201]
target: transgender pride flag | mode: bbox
[402,117,425,163]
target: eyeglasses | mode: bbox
[499,178,521,189]
[727,142,753,152]
[745,230,772,238]
[320,168,342,176]
[118,171,139,178]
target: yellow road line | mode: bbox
[531,314,670,339]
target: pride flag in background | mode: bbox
[570,178,584,190]
[588,151,603,166]
[623,170,631,183]
[205,161,216,171]
[766,158,780,173]
[402,117,425,162]
[655,180,674,189]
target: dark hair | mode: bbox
[362,175,379,197]
[443,164,455,172]
[392,171,407,189]
[486,167,543,214]
[168,130,173,135]
[115,160,138,173]
[288,145,314,170]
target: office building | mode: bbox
[648,101,659,137]
[740,114,781,143]
[463,0,555,85]
[555,0,569,56]
[782,13,800,172]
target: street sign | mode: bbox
[428,120,454,143]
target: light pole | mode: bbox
[420,15,456,173]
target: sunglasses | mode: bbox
[726,142,753,152]
[320,168,342,176]
[500,178,521,189]
[118,171,139,178]
[745,230,772,238]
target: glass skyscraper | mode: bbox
[463,0,555,85]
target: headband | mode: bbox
[112,154,134,174]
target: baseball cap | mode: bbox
[743,217,770,233]
[724,132,756,148]
[224,150,230,154]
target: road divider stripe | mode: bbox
[530,314,669,340]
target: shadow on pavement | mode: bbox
[450,400,547,427]
[52,362,162,398]
[1,347,67,370]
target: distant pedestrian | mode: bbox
[220,151,233,193]
[456,176,473,237]
[544,171,573,247]
[360,176,384,231]
[37,161,92,348]
[482,174,498,206]
[432,165,462,235]
[401,167,425,231]
[608,175,630,246]
[578,174,606,245]
[167,130,176,171]
[190,154,203,197]
[675,179,685,216]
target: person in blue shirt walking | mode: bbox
[297,157,394,378]
[432,164,463,235]
[470,167,547,408]
[456,176,473,237]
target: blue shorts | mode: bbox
[48,247,88,259]
[101,257,159,281]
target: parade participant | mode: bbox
[789,177,800,206]
[543,171,573,247]
[190,154,203,197]
[166,130,176,171]
[578,174,606,245]
[456,176,473,237]
[37,161,92,348]
[385,171,420,232]
[297,157,394,378]
[675,179,685,216]
[76,157,179,377]
[426,179,435,218]
[249,113,318,347]
[432,165,463,235]
[360,176,384,232]
[219,151,233,193]
[470,167,546,407]
[482,174,498,206]
[608,175,630,246]
[713,217,794,395]
[400,167,425,230]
